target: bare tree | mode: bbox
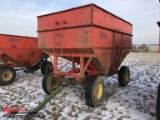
[131,44,149,52]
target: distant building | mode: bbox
[131,44,158,52]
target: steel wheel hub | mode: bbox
[2,71,12,81]
[96,84,103,99]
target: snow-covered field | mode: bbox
[0,52,160,120]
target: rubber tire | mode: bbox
[42,71,58,95]
[118,66,130,87]
[0,66,16,85]
[85,76,97,106]
[89,77,97,106]
[85,76,104,107]
[0,66,5,70]
[91,76,104,107]
[41,61,53,75]
[156,84,160,120]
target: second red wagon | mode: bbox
[0,34,53,85]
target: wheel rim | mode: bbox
[46,66,52,72]
[96,84,103,99]
[125,72,129,82]
[52,84,59,89]
[46,73,59,93]
[2,70,12,81]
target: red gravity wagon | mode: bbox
[38,4,132,107]
[0,34,52,85]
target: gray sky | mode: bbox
[0,0,159,45]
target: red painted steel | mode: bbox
[38,4,132,80]
[0,33,46,69]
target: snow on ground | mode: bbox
[0,52,160,120]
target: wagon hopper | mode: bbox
[38,4,132,107]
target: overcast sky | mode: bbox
[0,0,159,45]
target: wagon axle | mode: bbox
[41,65,130,107]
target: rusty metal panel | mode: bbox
[0,34,45,67]
[91,27,113,48]
[91,27,132,75]
[38,6,91,31]
[38,4,132,35]
[93,48,112,74]
[39,27,91,50]
[92,5,132,35]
